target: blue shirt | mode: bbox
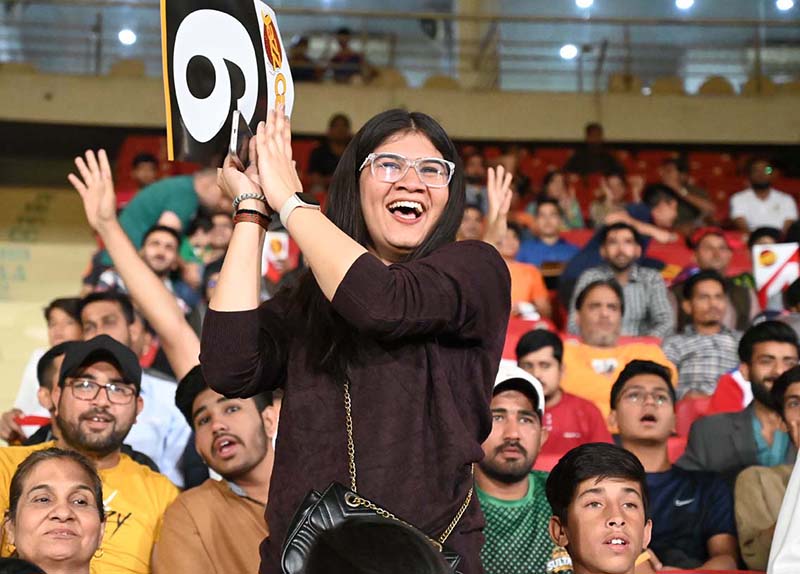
[646,466,736,569]
[125,371,192,487]
[752,414,791,467]
[517,238,579,267]
[561,203,655,280]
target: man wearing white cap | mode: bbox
[475,364,573,574]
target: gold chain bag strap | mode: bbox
[280,379,473,574]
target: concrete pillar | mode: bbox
[455,0,500,90]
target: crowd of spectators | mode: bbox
[3,111,800,574]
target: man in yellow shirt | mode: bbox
[561,278,676,421]
[0,335,178,574]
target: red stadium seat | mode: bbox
[667,435,688,462]
[502,317,557,360]
[534,147,573,170]
[533,453,562,472]
[675,396,711,437]
[688,151,736,177]
[291,138,319,178]
[645,238,693,270]
[560,229,594,248]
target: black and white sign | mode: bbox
[161,0,294,164]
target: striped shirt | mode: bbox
[662,325,741,398]
[568,264,675,339]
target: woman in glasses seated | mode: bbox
[201,108,511,574]
[2,448,105,574]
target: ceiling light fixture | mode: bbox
[118,29,137,46]
[560,44,579,60]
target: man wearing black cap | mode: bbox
[475,364,573,574]
[153,367,277,574]
[0,335,178,574]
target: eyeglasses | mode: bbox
[359,153,455,188]
[66,378,136,405]
[620,389,672,406]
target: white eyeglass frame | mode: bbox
[358,152,456,188]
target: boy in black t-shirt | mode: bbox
[608,360,738,571]
[546,443,652,574]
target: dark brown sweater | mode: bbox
[200,240,510,574]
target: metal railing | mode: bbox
[1,1,799,94]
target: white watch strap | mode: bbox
[279,194,319,227]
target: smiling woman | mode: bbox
[3,448,105,574]
[200,108,511,574]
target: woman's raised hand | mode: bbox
[483,165,514,245]
[255,107,304,214]
[67,149,117,232]
[486,165,513,224]
[218,134,263,203]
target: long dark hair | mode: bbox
[291,109,465,376]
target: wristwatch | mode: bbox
[280,192,321,227]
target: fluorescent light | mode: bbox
[776,0,794,10]
[560,44,579,60]
[675,0,694,9]
[118,29,137,46]
[576,0,594,8]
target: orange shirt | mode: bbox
[506,260,548,307]
[561,339,678,422]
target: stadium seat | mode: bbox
[698,75,736,96]
[675,396,711,437]
[608,73,643,94]
[560,229,594,248]
[646,238,693,270]
[109,59,146,77]
[777,79,800,95]
[291,139,317,177]
[741,75,777,97]
[372,67,408,89]
[667,435,688,462]
[533,147,572,170]
[422,75,460,89]
[650,76,685,95]
[502,317,557,361]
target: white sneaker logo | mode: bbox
[674,498,695,507]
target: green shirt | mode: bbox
[101,176,199,265]
[477,471,573,574]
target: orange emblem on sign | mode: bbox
[262,12,283,70]
[759,250,777,266]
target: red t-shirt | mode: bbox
[535,392,613,471]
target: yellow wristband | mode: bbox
[635,551,651,566]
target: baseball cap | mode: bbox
[493,363,545,419]
[58,335,142,392]
[689,226,731,250]
[36,341,78,388]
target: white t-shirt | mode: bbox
[729,187,798,231]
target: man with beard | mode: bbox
[662,270,741,399]
[677,321,799,484]
[153,367,277,573]
[78,291,191,486]
[730,158,797,233]
[475,364,573,574]
[0,336,179,574]
[561,279,675,421]
[670,227,760,332]
[735,366,800,571]
[609,360,738,571]
[516,330,612,462]
[567,223,674,339]
[96,225,196,314]
[457,203,484,242]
